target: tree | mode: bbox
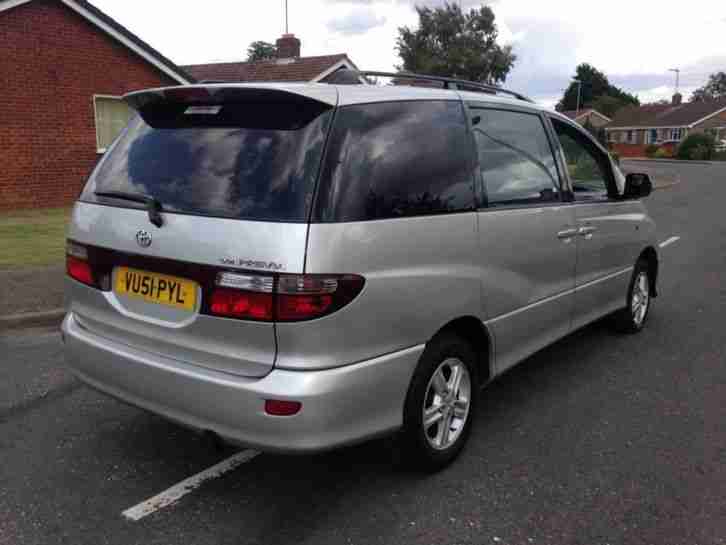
[396,3,516,84]
[557,63,639,113]
[676,133,716,160]
[691,72,726,102]
[247,41,276,62]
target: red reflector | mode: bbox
[277,294,333,321]
[66,255,94,286]
[210,289,273,320]
[265,399,302,416]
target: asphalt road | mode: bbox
[2,160,725,545]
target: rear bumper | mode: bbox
[62,312,422,453]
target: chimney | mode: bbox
[276,33,300,59]
[672,92,682,106]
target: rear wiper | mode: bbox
[94,190,164,228]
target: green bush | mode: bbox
[609,151,620,164]
[645,144,659,158]
[654,147,672,159]
[676,133,716,160]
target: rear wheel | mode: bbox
[398,333,477,472]
[612,258,652,333]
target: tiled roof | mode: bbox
[182,54,353,83]
[561,109,591,120]
[609,98,726,128]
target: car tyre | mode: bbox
[397,332,478,472]
[612,258,652,334]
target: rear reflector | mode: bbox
[264,399,302,416]
[66,255,94,286]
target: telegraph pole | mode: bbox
[574,79,582,116]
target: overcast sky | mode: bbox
[94,0,726,107]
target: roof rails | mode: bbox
[328,69,533,103]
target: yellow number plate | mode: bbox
[114,267,197,311]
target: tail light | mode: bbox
[205,272,364,322]
[66,241,95,287]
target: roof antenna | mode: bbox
[284,0,289,34]
[668,68,680,95]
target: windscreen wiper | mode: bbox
[94,190,164,228]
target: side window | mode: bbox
[469,108,560,206]
[313,101,476,222]
[551,118,611,200]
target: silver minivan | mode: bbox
[62,74,658,470]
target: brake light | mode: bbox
[205,273,364,322]
[209,289,273,321]
[67,256,94,286]
[66,241,95,286]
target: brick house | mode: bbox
[0,0,192,211]
[605,93,726,158]
[560,109,611,129]
[182,33,359,83]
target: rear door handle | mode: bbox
[557,228,578,240]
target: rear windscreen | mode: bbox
[81,102,333,222]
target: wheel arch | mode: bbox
[639,246,659,297]
[430,316,493,387]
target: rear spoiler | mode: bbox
[123,84,338,130]
[123,84,338,111]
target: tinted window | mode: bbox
[81,104,333,222]
[552,118,610,200]
[470,108,560,206]
[313,101,475,222]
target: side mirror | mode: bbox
[623,172,652,199]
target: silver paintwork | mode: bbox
[63,312,422,452]
[423,358,471,450]
[63,82,659,453]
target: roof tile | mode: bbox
[182,54,351,83]
[609,98,726,128]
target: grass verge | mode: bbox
[0,207,71,270]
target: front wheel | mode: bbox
[398,333,478,472]
[612,259,652,333]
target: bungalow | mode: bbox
[560,108,611,128]
[0,0,191,211]
[182,34,359,83]
[606,93,726,157]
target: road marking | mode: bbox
[659,236,681,248]
[122,449,260,521]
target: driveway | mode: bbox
[2,161,725,545]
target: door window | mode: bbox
[313,101,476,222]
[468,108,560,206]
[552,118,611,200]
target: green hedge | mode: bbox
[676,133,716,160]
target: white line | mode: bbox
[659,236,681,248]
[122,449,260,521]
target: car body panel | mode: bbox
[63,312,422,452]
[477,205,577,373]
[285,213,481,370]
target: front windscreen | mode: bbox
[80,102,333,222]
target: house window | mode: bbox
[650,129,658,144]
[670,128,684,141]
[94,95,134,152]
[627,130,634,144]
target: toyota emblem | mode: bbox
[136,230,152,248]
